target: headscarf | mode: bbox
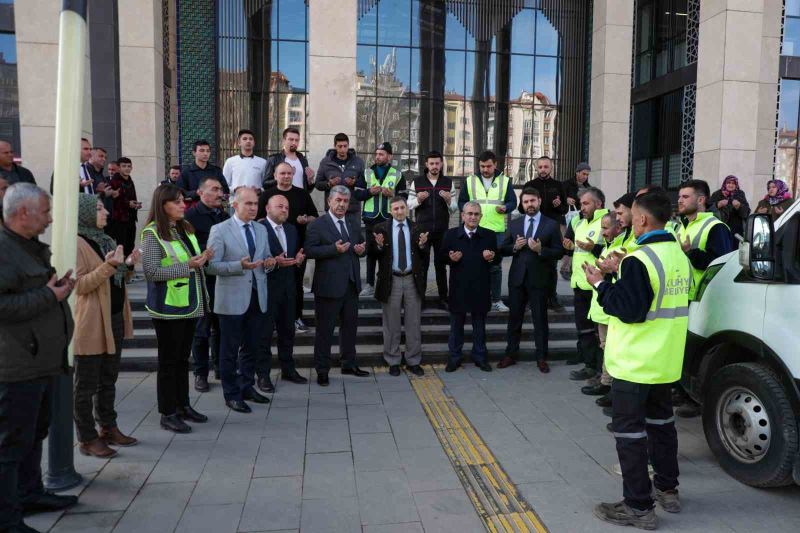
[78,193,128,287]
[721,175,739,198]
[766,180,790,206]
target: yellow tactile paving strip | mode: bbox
[409,365,549,533]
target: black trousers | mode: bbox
[364,220,380,286]
[314,282,359,373]
[107,220,137,257]
[611,379,679,511]
[258,282,297,378]
[422,230,448,301]
[505,285,549,361]
[192,279,219,378]
[73,312,124,443]
[218,291,266,401]
[573,288,601,369]
[152,317,195,415]
[294,259,307,321]
[0,377,51,529]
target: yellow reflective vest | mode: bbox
[570,208,608,290]
[675,212,726,300]
[363,167,400,220]
[465,173,510,233]
[588,230,628,325]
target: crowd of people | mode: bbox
[0,127,797,531]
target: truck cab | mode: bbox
[683,200,800,487]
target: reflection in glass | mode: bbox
[536,10,558,56]
[444,10,467,50]
[358,1,378,44]
[509,54,534,101]
[535,56,558,105]
[278,41,307,91]
[510,9,535,55]
[377,0,412,47]
[277,0,306,40]
[0,5,18,152]
[444,49,466,95]
[377,46,411,96]
[784,17,800,56]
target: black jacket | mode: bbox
[564,177,592,205]
[263,151,311,191]
[261,219,299,297]
[184,201,230,252]
[0,163,36,186]
[440,225,497,314]
[413,173,454,234]
[305,214,365,298]
[709,189,750,238]
[315,149,366,215]
[369,219,429,302]
[500,214,564,289]
[178,162,229,202]
[522,176,568,222]
[680,217,735,271]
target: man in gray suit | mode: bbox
[206,187,276,412]
[305,185,370,386]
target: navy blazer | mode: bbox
[261,219,299,292]
[440,225,496,314]
[500,214,564,289]
[305,214,365,298]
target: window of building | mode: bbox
[630,89,683,191]
[0,0,19,156]
[356,0,588,182]
[776,2,800,194]
[217,0,308,162]
[634,0,688,87]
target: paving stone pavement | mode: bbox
[32,363,800,533]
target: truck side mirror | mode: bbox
[739,214,775,280]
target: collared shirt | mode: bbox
[233,213,256,255]
[285,155,304,188]
[392,218,412,273]
[80,163,95,194]
[266,216,288,253]
[329,211,349,238]
[223,153,267,191]
[464,226,478,238]
[525,211,541,239]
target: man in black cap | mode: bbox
[355,142,407,298]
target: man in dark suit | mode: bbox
[305,185,370,386]
[499,188,564,373]
[441,201,497,372]
[370,196,430,377]
[258,194,309,392]
[185,176,229,391]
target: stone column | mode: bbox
[15,0,92,186]
[693,0,782,202]
[307,0,357,181]
[118,0,165,225]
[588,0,634,205]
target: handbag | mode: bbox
[565,204,579,227]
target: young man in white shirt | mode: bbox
[223,129,268,193]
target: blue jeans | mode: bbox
[217,290,267,401]
[448,312,488,365]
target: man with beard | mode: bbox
[315,133,366,230]
[262,127,314,191]
[178,140,229,206]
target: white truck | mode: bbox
[683,201,800,487]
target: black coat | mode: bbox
[440,225,497,314]
[184,201,230,252]
[369,219,429,303]
[500,214,564,290]
[263,151,311,191]
[261,220,299,300]
[178,162,229,202]
[305,214,365,298]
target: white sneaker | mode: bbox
[360,284,375,297]
[295,319,309,333]
[303,285,312,294]
[491,300,509,312]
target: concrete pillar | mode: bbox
[693,0,782,203]
[588,0,634,205]
[15,0,92,187]
[118,0,165,228]
[307,0,357,178]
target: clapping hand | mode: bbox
[275,253,297,267]
[717,199,728,209]
[240,256,262,270]
[576,238,595,252]
[418,232,429,247]
[353,242,366,256]
[381,187,393,197]
[125,248,141,267]
[482,249,496,262]
[732,199,741,209]
[775,206,785,215]
[374,232,385,248]
[189,254,209,269]
[513,235,527,252]
[335,240,351,254]
[328,176,342,187]
[552,197,562,208]
[295,248,306,266]
[448,250,463,262]
[369,185,382,196]
[681,235,691,253]
[528,238,542,253]
[582,262,604,286]
[105,245,125,267]
[562,238,575,251]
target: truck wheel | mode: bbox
[703,362,798,487]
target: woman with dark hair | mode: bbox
[141,184,212,433]
[756,179,795,221]
[73,194,138,458]
[709,175,750,237]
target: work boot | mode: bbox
[194,375,209,392]
[593,501,657,530]
[78,438,118,459]
[100,426,138,447]
[676,400,701,418]
[654,488,681,513]
[596,393,612,407]
[360,284,375,297]
[570,367,596,381]
[582,383,610,396]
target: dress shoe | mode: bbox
[257,376,275,393]
[99,426,138,446]
[408,365,425,376]
[317,373,330,386]
[581,383,611,396]
[341,367,370,377]
[225,399,252,413]
[243,389,270,404]
[436,299,449,312]
[161,414,191,433]
[548,299,566,312]
[477,362,493,372]
[497,356,516,369]
[676,400,701,418]
[78,438,118,459]
[6,521,42,533]
[565,357,582,366]
[445,361,461,372]
[22,492,78,515]
[603,406,613,417]
[596,393,612,407]
[389,365,401,376]
[281,371,308,384]
[570,367,597,381]
[537,360,550,373]
[177,405,208,423]
[194,375,209,392]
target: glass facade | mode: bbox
[776,0,800,194]
[217,0,308,162]
[0,0,19,156]
[634,0,688,87]
[355,0,588,184]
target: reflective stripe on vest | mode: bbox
[465,174,508,233]
[570,208,609,290]
[676,212,726,300]
[604,240,691,384]
[363,167,399,219]
[141,223,202,319]
[588,230,627,325]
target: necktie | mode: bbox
[397,223,408,272]
[468,231,474,239]
[275,225,287,253]
[243,223,256,259]
[526,216,534,239]
[338,220,350,242]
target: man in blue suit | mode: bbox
[498,188,565,372]
[258,194,309,392]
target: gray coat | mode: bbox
[205,217,271,315]
[0,227,74,382]
[315,149,366,216]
